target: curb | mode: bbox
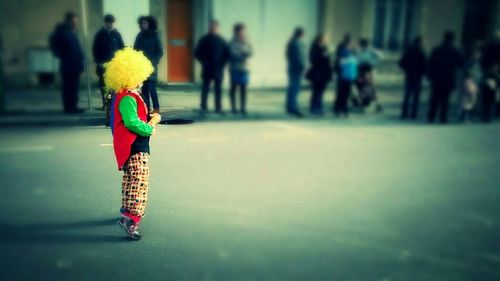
[0,115,106,127]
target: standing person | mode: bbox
[306,34,332,115]
[399,36,427,119]
[481,31,500,121]
[357,38,380,73]
[333,40,358,117]
[134,16,163,114]
[285,27,306,117]
[481,69,498,123]
[92,14,124,126]
[460,70,479,122]
[334,33,351,77]
[194,20,230,114]
[355,38,383,112]
[49,12,84,114]
[459,46,482,122]
[427,31,464,124]
[480,31,500,76]
[105,47,161,240]
[229,23,252,115]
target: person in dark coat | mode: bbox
[481,69,498,123]
[481,32,500,73]
[399,36,427,119]
[134,16,163,113]
[306,34,332,115]
[92,14,124,125]
[286,27,306,117]
[194,20,230,114]
[427,31,464,124]
[50,12,85,114]
[481,31,500,121]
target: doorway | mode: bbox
[167,0,193,82]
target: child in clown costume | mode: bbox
[105,47,161,240]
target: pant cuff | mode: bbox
[120,210,141,224]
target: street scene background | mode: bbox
[1,0,500,280]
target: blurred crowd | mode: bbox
[399,31,500,124]
[49,12,500,124]
[283,27,500,124]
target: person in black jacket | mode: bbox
[92,14,124,124]
[399,36,427,119]
[286,27,306,117]
[134,16,163,113]
[481,32,500,73]
[307,34,332,115]
[427,31,464,124]
[49,12,85,114]
[481,32,500,121]
[194,20,230,114]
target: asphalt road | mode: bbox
[0,119,499,281]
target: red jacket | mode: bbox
[111,89,149,170]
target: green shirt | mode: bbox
[118,96,154,136]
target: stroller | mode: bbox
[352,63,383,113]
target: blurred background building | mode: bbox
[1,0,500,88]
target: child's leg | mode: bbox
[121,152,150,224]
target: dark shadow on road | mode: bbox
[0,218,133,244]
[162,118,195,125]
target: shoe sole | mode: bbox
[117,220,141,240]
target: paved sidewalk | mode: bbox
[0,83,464,127]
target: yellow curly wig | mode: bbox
[104,47,154,92]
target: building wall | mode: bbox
[212,0,319,87]
[323,0,468,51]
[420,0,465,49]
[488,0,500,35]
[192,0,211,83]
[104,0,149,46]
[0,0,102,87]
[85,0,103,84]
[1,0,79,86]
[148,0,167,84]
[323,0,371,48]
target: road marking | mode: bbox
[187,136,229,143]
[100,143,113,147]
[0,145,55,153]
[262,132,298,139]
[266,121,316,137]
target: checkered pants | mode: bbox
[121,152,149,223]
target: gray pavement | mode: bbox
[0,118,499,281]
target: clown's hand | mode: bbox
[148,113,162,126]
